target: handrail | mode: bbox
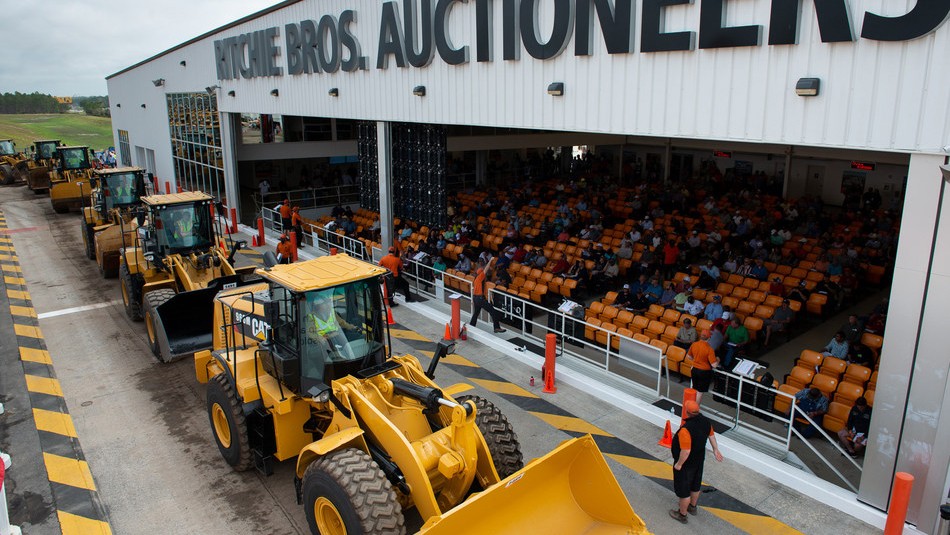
[259,185,360,213]
[788,405,861,492]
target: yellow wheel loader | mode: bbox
[26,139,61,194]
[194,253,649,535]
[49,145,95,213]
[119,191,257,362]
[80,166,150,277]
[0,139,30,186]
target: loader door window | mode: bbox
[156,203,213,252]
[59,148,90,170]
[270,286,298,352]
[37,143,56,159]
[105,172,139,209]
[0,141,14,156]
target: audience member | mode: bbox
[838,397,872,458]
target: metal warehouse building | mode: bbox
[107,0,950,530]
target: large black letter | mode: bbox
[404,0,436,67]
[378,2,408,68]
[476,0,493,61]
[301,20,322,74]
[699,0,760,48]
[266,27,283,76]
[862,0,950,41]
[317,15,341,73]
[641,0,693,52]
[575,0,634,55]
[340,10,366,71]
[768,0,852,44]
[436,0,469,65]
[503,0,520,60]
[214,39,231,80]
[286,23,303,75]
[520,0,574,60]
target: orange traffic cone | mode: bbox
[443,323,453,341]
[658,420,673,448]
[251,236,258,247]
[386,305,396,326]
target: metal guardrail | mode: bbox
[261,206,371,261]
[260,185,360,212]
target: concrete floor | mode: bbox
[0,183,884,534]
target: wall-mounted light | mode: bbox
[116,103,121,108]
[140,104,146,108]
[547,82,564,96]
[795,77,820,97]
[152,78,165,87]
[412,85,426,97]
[205,85,219,95]
[328,88,339,97]
[227,90,235,97]
[179,60,187,67]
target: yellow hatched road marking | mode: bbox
[43,453,97,491]
[7,289,30,300]
[57,511,112,535]
[14,324,43,338]
[25,375,63,397]
[705,508,805,535]
[2,264,22,273]
[33,408,78,437]
[10,305,36,317]
[529,412,613,436]
[416,350,479,368]
[0,245,12,251]
[471,378,538,398]
[0,254,17,261]
[4,275,25,285]
[19,347,52,365]
[606,453,675,481]
[389,328,431,342]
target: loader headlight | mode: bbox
[314,390,331,403]
[144,252,155,263]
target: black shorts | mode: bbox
[673,463,704,498]
[692,368,713,392]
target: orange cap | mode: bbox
[685,400,700,415]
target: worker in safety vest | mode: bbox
[276,234,294,264]
[172,213,196,247]
[305,295,360,360]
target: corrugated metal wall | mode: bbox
[109,0,950,158]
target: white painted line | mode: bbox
[37,300,123,319]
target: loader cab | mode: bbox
[33,140,60,161]
[146,199,215,257]
[263,276,387,396]
[0,140,15,156]
[56,146,92,171]
[95,168,147,212]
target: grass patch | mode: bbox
[0,113,115,151]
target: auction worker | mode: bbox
[275,234,294,264]
[669,400,724,525]
[685,330,719,404]
[469,257,506,334]
[305,295,360,361]
[279,199,292,232]
[379,247,414,306]
[291,206,304,248]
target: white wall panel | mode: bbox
[108,0,950,155]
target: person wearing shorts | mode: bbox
[686,330,719,404]
[670,400,724,524]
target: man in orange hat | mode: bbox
[275,234,294,264]
[291,206,304,248]
[379,247,414,306]
[670,400,723,524]
[279,199,292,232]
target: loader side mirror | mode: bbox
[136,210,146,227]
[262,251,278,269]
[215,202,226,216]
[425,340,456,379]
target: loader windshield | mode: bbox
[104,172,140,209]
[155,202,214,252]
[59,147,90,170]
[0,141,14,156]
[36,142,58,159]
[299,279,386,384]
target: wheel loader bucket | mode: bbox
[419,435,650,535]
[155,287,219,359]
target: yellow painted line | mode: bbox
[2,264,22,273]
[606,453,675,481]
[10,305,36,317]
[19,347,52,365]
[33,408,78,437]
[25,375,63,397]
[7,289,30,300]
[58,511,112,535]
[43,453,97,491]
[705,507,804,535]
[416,350,480,368]
[241,249,263,255]
[4,275,25,284]
[389,328,431,342]
[472,378,539,398]
[0,254,17,261]
[14,323,43,338]
[444,383,475,396]
[529,412,613,437]
[0,245,12,251]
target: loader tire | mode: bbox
[144,289,176,362]
[0,164,14,185]
[80,219,95,260]
[456,395,524,479]
[303,448,405,535]
[207,373,252,471]
[119,263,143,321]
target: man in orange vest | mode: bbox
[469,257,506,333]
[279,199,292,232]
[291,206,304,248]
[275,234,294,264]
[379,247,414,306]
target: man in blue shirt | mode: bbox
[644,277,663,303]
[703,295,724,321]
[750,259,769,280]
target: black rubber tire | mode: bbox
[455,395,524,479]
[207,373,252,472]
[119,262,143,321]
[0,164,14,186]
[81,219,95,260]
[302,448,405,535]
[143,289,176,361]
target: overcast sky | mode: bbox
[2,0,278,97]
